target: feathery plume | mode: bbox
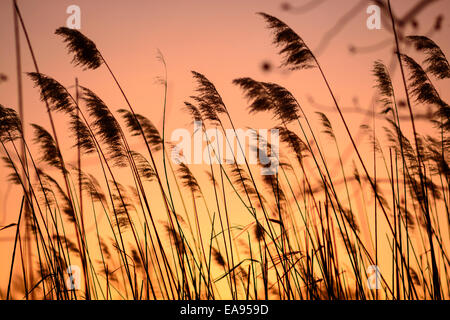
[212,248,226,267]
[118,109,162,151]
[31,124,63,171]
[401,54,443,106]
[183,101,203,123]
[191,71,226,113]
[316,112,335,139]
[111,181,135,230]
[1,156,21,185]
[177,163,200,195]
[233,77,300,122]
[27,72,75,113]
[230,165,257,197]
[407,35,450,79]
[165,225,185,255]
[401,54,450,132]
[257,12,315,70]
[69,113,96,154]
[342,208,360,233]
[82,87,127,167]
[40,171,76,222]
[130,151,155,182]
[254,223,265,242]
[190,71,227,125]
[276,126,309,163]
[0,73,7,84]
[372,61,394,113]
[55,27,103,70]
[233,78,274,114]
[0,105,22,142]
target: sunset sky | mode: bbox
[0,0,449,299]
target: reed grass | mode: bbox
[0,2,448,300]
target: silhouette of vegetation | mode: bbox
[0,1,448,300]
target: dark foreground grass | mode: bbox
[0,0,448,300]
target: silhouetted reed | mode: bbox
[1,4,448,301]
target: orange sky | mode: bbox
[1,0,449,298]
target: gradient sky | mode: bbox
[1,0,449,297]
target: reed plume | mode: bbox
[233,78,300,123]
[82,87,127,167]
[27,72,75,113]
[55,27,103,70]
[30,124,64,171]
[1,4,449,301]
[177,163,200,196]
[257,12,315,70]
[0,105,23,142]
[407,35,450,79]
[118,109,162,152]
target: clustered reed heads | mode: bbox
[27,72,75,113]
[1,7,449,301]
